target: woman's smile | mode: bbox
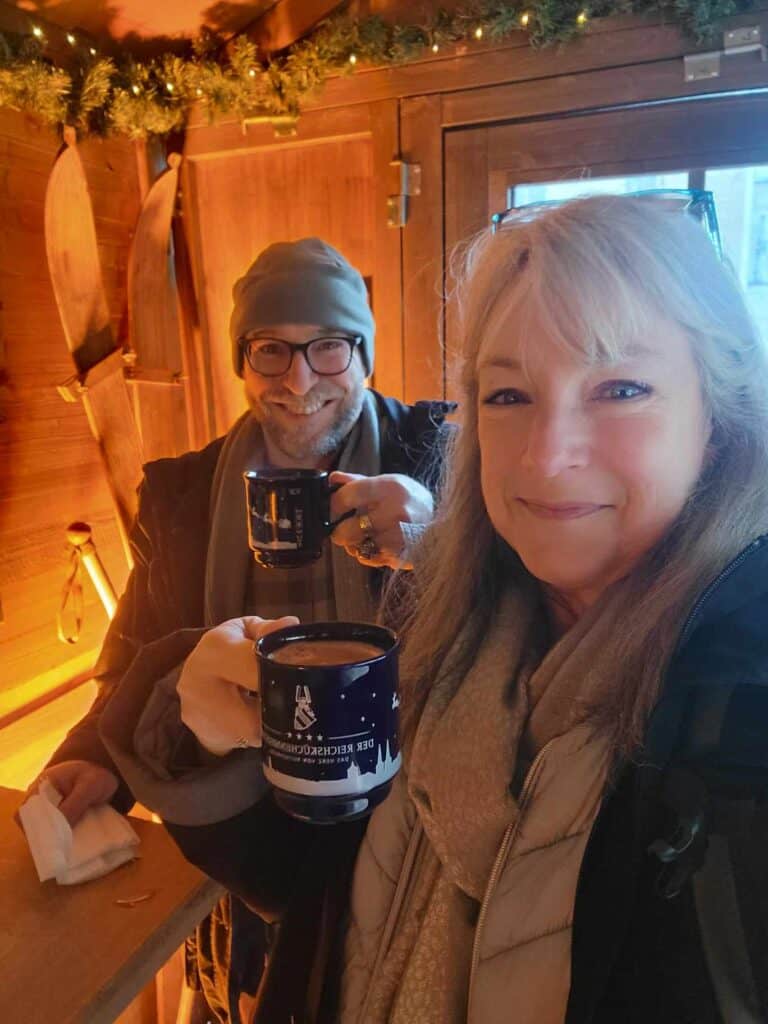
[517,498,609,520]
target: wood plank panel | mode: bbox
[487,92,768,175]
[185,102,371,159]
[400,94,444,403]
[369,98,404,400]
[442,39,768,127]
[444,125,489,402]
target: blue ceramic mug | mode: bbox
[255,621,400,824]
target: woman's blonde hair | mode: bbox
[397,194,768,755]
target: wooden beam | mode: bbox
[247,0,346,53]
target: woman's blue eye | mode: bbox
[484,388,527,405]
[596,380,651,401]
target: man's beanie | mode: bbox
[230,238,375,377]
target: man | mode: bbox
[36,238,452,1022]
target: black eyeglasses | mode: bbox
[239,334,363,377]
[491,188,723,259]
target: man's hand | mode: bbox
[329,471,434,570]
[178,615,299,756]
[25,760,119,828]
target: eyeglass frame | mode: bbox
[239,332,364,377]
[490,187,723,259]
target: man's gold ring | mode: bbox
[357,536,380,560]
[358,513,374,534]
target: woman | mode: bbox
[337,194,768,1023]
[104,195,768,1022]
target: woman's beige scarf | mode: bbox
[362,581,615,1023]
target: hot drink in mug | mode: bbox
[255,622,400,824]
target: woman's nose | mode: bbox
[282,348,318,395]
[521,408,590,477]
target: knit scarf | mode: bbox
[359,582,614,1023]
[203,390,384,629]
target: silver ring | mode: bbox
[357,536,379,560]
[358,513,374,534]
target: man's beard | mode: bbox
[247,385,366,462]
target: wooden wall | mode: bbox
[0,110,139,718]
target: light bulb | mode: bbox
[474,26,484,39]
[431,42,439,53]
[132,84,140,95]
[66,33,76,45]
[349,53,357,65]
[166,81,174,93]
[32,25,43,39]
[520,12,530,26]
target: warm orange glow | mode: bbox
[0,682,98,789]
[0,650,99,720]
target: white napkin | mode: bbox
[18,779,140,885]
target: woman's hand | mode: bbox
[25,760,119,827]
[178,615,299,756]
[329,471,434,570]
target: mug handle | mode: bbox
[325,482,357,532]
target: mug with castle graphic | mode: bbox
[255,621,400,824]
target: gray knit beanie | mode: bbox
[230,238,375,377]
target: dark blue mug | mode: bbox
[255,621,400,824]
[244,469,352,569]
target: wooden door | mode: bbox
[442,91,768,399]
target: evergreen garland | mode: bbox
[0,0,756,140]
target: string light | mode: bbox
[431,42,440,53]
[166,81,174,92]
[89,47,97,55]
[349,53,357,64]
[196,87,203,96]
[31,25,44,39]
[520,12,530,26]
[131,84,141,95]
[248,68,256,77]
[66,33,76,45]
[576,10,589,25]
[474,25,484,39]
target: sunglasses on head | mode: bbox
[491,187,723,259]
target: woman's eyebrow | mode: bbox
[477,355,524,372]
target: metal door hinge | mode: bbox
[684,25,766,81]
[387,160,421,227]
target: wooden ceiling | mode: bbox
[1,0,348,48]
[5,0,275,39]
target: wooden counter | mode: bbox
[0,786,222,1024]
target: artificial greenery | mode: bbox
[0,0,755,140]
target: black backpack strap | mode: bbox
[372,391,457,490]
[644,683,768,1019]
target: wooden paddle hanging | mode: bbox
[45,128,143,567]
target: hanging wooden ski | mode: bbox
[45,127,144,566]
